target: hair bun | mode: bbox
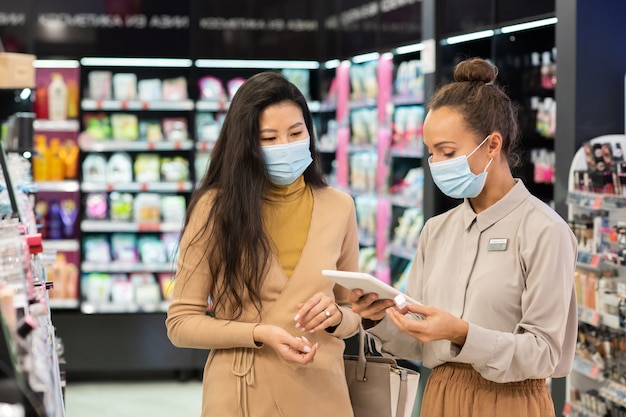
[453,58,498,84]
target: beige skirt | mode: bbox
[420,363,555,417]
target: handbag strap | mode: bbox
[356,323,367,381]
[395,368,409,417]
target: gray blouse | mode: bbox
[369,180,578,382]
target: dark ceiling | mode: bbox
[0,0,552,60]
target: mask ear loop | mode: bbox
[467,134,491,159]
[483,158,494,173]
[467,135,494,173]
[467,134,493,172]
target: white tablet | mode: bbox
[322,269,421,306]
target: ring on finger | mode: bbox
[325,310,331,318]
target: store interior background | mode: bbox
[1,1,626,416]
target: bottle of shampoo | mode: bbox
[48,73,68,121]
[47,137,64,181]
[47,200,63,240]
[34,83,49,120]
[32,135,48,181]
[66,79,79,119]
[60,139,79,179]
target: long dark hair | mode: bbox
[428,58,521,168]
[182,71,327,319]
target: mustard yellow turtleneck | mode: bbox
[262,176,313,278]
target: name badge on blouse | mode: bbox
[487,238,508,251]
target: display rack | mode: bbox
[43,58,334,375]
[565,134,626,417]
[330,49,424,288]
[0,139,65,417]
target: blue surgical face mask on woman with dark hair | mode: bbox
[261,137,313,185]
[428,135,494,199]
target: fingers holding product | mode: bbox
[386,304,468,346]
[254,324,319,364]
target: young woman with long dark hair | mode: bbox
[166,72,360,417]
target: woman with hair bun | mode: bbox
[349,57,578,416]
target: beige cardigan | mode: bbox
[166,185,360,417]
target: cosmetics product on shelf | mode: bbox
[60,139,79,179]
[46,200,63,240]
[66,78,79,119]
[162,76,188,101]
[106,152,133,183]
[32,135,48,182]
[34,82,48,120]
[88,71,112,100]
[46,138,64,181]
[112,73,137,101]
[82,154,107,183]
[48,73,68,121]
[59,199,78,238]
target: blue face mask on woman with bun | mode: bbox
[428,135,494,199]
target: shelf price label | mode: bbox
[137,223,161,232]
[580,307,601,327]
[573,356,601,380]
[142,101,150,110]
[561,402,571,416]
[593,195,602,210]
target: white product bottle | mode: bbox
[48,73,68,121]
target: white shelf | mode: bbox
[81,99,194,111]
[48,299,80,309]
[390,146,424,158]
[33,119,80,132]
[80,220,182,233]
[81,301,170,314]
[563,401,603,417]
[316,101,337,113]
[572,356,604,381]
[391,95,424,106]
[389,244,416,260]
[43,239,80,252]
[34,180,80,193]
[578,305,622,330]
[390,195,422,208]
[600,381,626,408]
[82,261,174,273]
[196,141,217,152]
[195,100,330,113]
[81,181,193,193]
[81,139,194,152]
[568,190,626,210]
[195,100,230,111]
[317,143,337,153]
[348,97,377,110]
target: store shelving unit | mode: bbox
[565,135,626,417]
[31,60,82,311]
[45,58,336,375]
[0,137,65,416]
[328,49,424,287]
